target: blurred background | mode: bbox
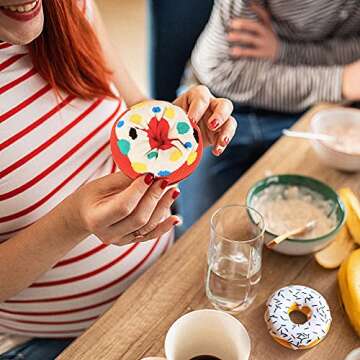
[96,0,148,94]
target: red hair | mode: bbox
[28,0,115,99]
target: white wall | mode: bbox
[96,0,148,95]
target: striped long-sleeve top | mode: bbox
[0,0,172,339]
[190,0,360,112]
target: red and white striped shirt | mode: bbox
[0,2,172,338]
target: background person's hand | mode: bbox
[227,3,280,61]
[342,60,360,101]
[68,172,180,246]
[174,85,237,156]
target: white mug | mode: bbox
[163,309,251,360]
[345,348,360,360]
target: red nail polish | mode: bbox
[209,119,219,129]
[173,219,180,226]
[224,136,230,144]
[144,173,154,185]
[160,179,169,190]
[172,190,180,199]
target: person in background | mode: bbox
[179,0,360,229]
[0,0,236,358]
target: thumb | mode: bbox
[251,2,272,28]
[95,170,132,194]
[95,173,154,226]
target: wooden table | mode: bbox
[59,105,360,360]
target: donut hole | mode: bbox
[289,304,312,325]
[289,310,308,324]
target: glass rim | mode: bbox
[210,204,266,244]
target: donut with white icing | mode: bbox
[265,285,332,350]
[110,100,203,184]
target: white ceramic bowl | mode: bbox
[246,175,346,256]
[310,108,360,172]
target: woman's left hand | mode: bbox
[173,85,237,156]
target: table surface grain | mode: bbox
[58,105,360,360]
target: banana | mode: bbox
[338,188,360,245]
[315,226,355,269]
[338,249,360,336]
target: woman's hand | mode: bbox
[342,60,360,101]
[174,85,237,156]
[68,172,180,246]
[227,4,280,61]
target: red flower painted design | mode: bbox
[110,102,203,185]
[146,117,173,150]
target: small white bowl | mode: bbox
[246,175,346,256]
[310,108,360,172]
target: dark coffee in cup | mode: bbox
[190,356,222,360]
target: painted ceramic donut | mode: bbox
[265,285,332,350]
[110,100,203,185]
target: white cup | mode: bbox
[345,348,360,360]
[163,309,251,360]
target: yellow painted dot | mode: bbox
[132,162,148,173]
[164,107,175,119]
[130,114,142,125]
[187,151,197,166]
[170,148,183,162]
[131,101,147,110]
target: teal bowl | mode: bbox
[246,174,346,255]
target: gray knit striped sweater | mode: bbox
[190,0,360,112]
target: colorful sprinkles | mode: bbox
[111,100,203,185]
[118,139,130,155]
[158,170,171,177]
[152,106,161,113]
[116,120,125,128]
[177,122,190,135]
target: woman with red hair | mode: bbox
[0,0,236,358]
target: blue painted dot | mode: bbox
[118,139,130,155]
[116,120,125,128]
[152,106,161,113]
[184,142,192,149]
[158,170,171,177]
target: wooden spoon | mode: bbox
[266,220,317,249]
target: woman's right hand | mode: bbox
[67,172,180,246]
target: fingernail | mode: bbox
[144,173,154,185]
[172,190,181,200]
[215,147,223,155]
[160,179,169,190]
[209,119,219,130]
[173,219,180,226]
[224,136,230,144]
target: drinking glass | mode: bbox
[206,205,265,313]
